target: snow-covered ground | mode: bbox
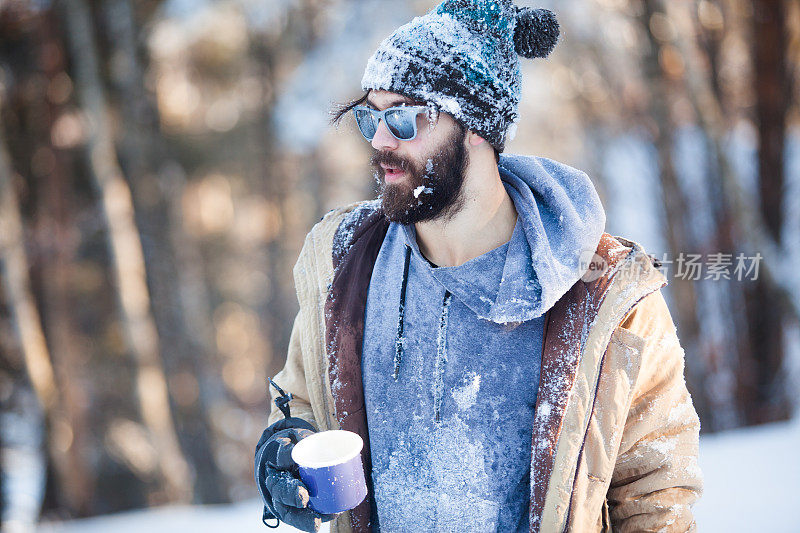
[693,416,800,533]
[36,417,800,533]
[36,499,308,533]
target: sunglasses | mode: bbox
[352,104,430,142]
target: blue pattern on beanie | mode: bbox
[361,0,559,151]
[437,0,514,38]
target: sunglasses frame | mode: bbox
[352,104,431,142]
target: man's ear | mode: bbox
[467,130,486,147]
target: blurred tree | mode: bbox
[741,0,793,424]
[100,0,228,504]
[32,8,97,515]
[0,5,103,517]
[638,0,798,428]
[59,0,191,505]
[0,117,51,528]
[0,119,55,484]
[636,0,710,425]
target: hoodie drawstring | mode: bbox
[433,290,452,423]
[393,245,412,380]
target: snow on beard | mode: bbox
[371,125,469,225]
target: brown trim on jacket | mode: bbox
[528,233,630,530]
[324,207,389,532]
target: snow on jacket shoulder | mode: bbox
[265,200,703,533]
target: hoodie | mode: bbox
[361,154,606,532]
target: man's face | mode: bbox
[366,90,469,225]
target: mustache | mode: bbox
[370,150,413,172]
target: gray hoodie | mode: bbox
[361,154,606,532]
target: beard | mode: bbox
[370,126,469,225]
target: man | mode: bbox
[254,1,703,532]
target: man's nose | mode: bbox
[370,119,399,151]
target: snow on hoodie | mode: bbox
[361,154,606,532]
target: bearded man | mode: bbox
[254,1,703,532]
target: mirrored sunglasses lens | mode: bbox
[354,109,377,140]
[385,109,416,140]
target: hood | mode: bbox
[402,153,606,323]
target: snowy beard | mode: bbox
[370,126,469,225]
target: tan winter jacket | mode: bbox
[266,201,703,532]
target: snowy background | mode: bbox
[1,0,798,531]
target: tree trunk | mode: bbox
[59,0,191,504]
[661,0,796,426]
[101,0,228,503]
[636,0,712,426]
[0,122,82,517]
[29,9,97,514]
[656,0,748,431]
[741,0,792,424]
[0,132,56,431]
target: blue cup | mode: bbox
[291,430,368,515]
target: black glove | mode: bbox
[254,417,338,531]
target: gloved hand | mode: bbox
[254,417,338,531]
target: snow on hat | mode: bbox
[361,0,559,151]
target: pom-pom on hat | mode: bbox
[361,0,559,151]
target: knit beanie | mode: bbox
[361,0,559,151]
